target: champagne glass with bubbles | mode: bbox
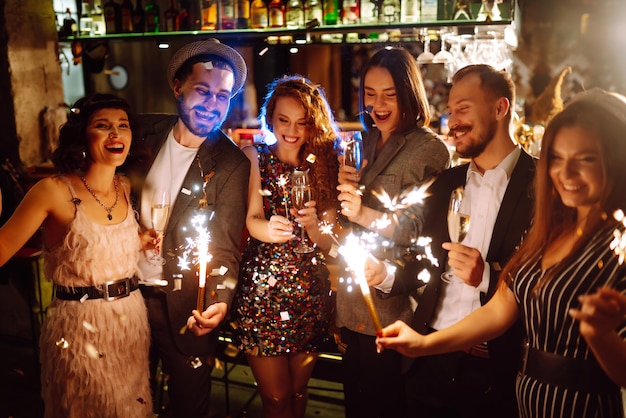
[291,170,314,254]
[342,131,363,170]
[441,187,471,283]
[149,188,170,266]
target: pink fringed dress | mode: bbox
[39,176,152,418]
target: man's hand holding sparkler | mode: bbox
[364,256,389,287]
[187,302,228,336]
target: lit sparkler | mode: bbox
[277,173,290,220]
[338,232,384,335]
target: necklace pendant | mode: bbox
[107,214,112,221]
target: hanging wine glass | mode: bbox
[416,29,434,64]
[148,188,170,266]
[291,170,314,254]
[441,187,471,283]
[432,31,454,64]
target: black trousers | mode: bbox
[404,351,518,418]
[143,288,214,418]
[341,327,407,418]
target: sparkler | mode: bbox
[338,232,383,335]
[277,173,290,220]
[177,213,213,312]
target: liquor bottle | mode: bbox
[235,0,250,28]
[341,0,359,24]
[164,0,181,31]
[201,0,217,30]
[61,8,77,37]
[304,0,323,25]
[249,0,268,28]
[145,0,161,32]
[221,0,236,28]
[103,0,122,33]
[379,0,399,23]
[323,0,338,25]
[285,0,304,28]
[401,0,419,23]
[181,0,203,29]
[120,0,134,32]
[134,0,146,32]
[268,0,285,27]
[420,0,437,22]
[359,0,377,23]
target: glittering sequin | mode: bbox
[231,144,331,356]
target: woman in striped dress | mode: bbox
[376,88,626,418]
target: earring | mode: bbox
[82,151,86,159]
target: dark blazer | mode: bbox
[130,114,250,356]
[393,149,536,379]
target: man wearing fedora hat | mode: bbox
[129,39,250,417]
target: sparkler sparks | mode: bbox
[610,209,626,265]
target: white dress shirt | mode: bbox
[431,146,521,331]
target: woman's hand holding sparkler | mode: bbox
[364,256,388,286]
[569,287,626,339]
[266,214,294,243]
[375,320,427,356]
[187,302,228,336]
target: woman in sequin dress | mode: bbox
[232,75,340,418]
[377,88,626,418]
[0,94,152,418]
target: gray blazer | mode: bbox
[130,114,250,355]
[335,126,450,336]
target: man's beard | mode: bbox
[456,120,497,159]
[177,96,226,138]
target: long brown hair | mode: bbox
[502,88,626,288]
[260,75,340,213]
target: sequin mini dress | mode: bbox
[232,145,331,356]
[39,176,152,418]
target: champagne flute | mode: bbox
[441,187,471,283]
[342,131,363,170]
[149,188,170,266]
[291,170,314,254]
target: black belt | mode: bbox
[520,342,618,394]
[55,276,139,301]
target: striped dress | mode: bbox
[512,221,626,418]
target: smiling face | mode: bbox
[447,73,498,158]
[549,125,605,220]
[363,66,400,140]
[85,108,132,168]
[270,96,309,151]
[174,62,234,137]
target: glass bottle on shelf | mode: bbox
[250,0,268,29]
[323,0,338,25]
[285,0,304,28]
[359,0,378,24]
[421,0,438,22]
[120,0,134,32]
[145,0,161,32]
[379,0,400,23]
[304,0,323,25]
[165,0,181,31]
[79,0,94,36]
[103,0,121,33]
[235,0,250,28]
[134,0,146,32]
[201,0,218,30]
[181,0,203,29]
[268,0,285,27]
[341,0,359,24]
[92,2,106,35]
[62,7,77,37]
[401,0,419,23]
[221,0,236,29]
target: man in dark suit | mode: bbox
[129,39,250,418]
[369,64,535,417]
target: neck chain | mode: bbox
[80,175,119,221]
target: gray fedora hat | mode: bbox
[167,39,247,97]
